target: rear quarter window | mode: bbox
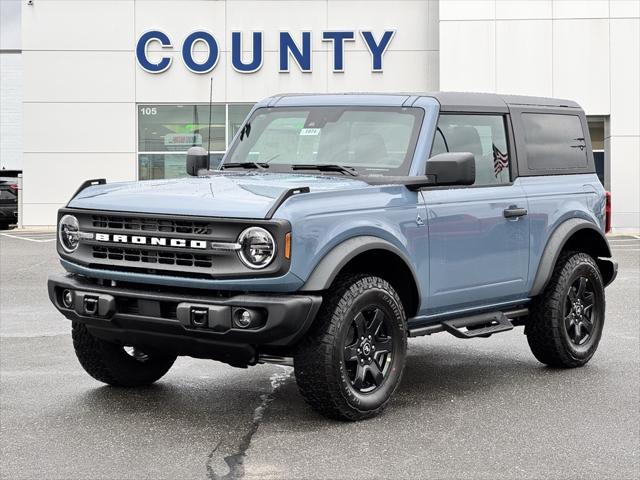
[521,113,588,171]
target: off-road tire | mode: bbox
[527,251,605,368]
[72,322,177,386]
[294,274,407,421]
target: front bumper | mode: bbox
[48,273,322,367]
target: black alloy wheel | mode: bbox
[123,346,152,362]
[564,276,597,346]
[343,307,394,393]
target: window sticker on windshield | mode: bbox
[300,128,321,136]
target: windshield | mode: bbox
[223,106,424,176]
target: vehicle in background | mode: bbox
[0,169,20,230]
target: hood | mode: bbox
[68,172,370,219]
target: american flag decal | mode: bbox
[492,144,509,176]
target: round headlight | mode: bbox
[237,227,276,269]
[59,214,80,253]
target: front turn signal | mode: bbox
[284,232,291,259]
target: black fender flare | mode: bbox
[529,218,613,296]
[299,235,421,294]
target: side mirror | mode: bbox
[186,146,209,176]
[426,152,475,186]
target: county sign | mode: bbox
[136,30,396,74]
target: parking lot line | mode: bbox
[0,232,56,243]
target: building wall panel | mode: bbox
[23,51,135,103]
[0,54,22,170]
[23,103,136,154]
[22,0,134,51]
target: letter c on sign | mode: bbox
[182,31,219,74]
[136,30,173,73]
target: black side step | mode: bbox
[408,308,529,339]
[441,312,513,338]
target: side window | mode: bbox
[430,114,511,186]
[430,127,448,157]
[521,113,587,171]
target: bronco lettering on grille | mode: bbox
[93,233,207,249]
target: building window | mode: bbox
[588,117,605,186]
[137,103,253,180]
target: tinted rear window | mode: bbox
[521,113,587,170]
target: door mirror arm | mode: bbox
[404,174,437,191]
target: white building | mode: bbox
[2,0,639,231]
[0,0,22,172]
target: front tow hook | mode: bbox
[83,296,99,315]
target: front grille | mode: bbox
[92,246,214,269]
[92,215,212,235]
[61,209,288,279]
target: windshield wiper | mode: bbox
[291,164,358,176]
[221,161,269,170]
[221,154,280,171]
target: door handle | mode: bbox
[503,207,528,218]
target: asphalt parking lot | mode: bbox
[1,230,638,480]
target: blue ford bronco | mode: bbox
[49,93,617,421]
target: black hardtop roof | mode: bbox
[270,92,581,110]
[428,91,580,109]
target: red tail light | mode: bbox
[9,183,18,192]
[605,191,612,234]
